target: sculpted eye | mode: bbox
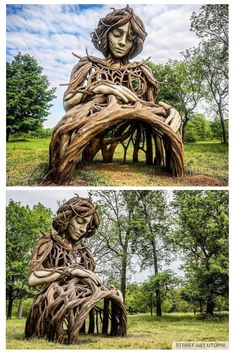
[76,217,84,224]
[112,29,121,37]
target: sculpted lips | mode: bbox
[114,48,125,53]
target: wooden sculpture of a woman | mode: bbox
[47,5,184,184]
[25,196,126,344]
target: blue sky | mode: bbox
[6,3,201,128]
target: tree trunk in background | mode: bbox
[182,115,189,142]
[6,127,11,142]
[152,239,162,317]
[218,108,228,144]
[120,250,127,303]
[206,298,215,316]
[7,287,14,320]
[17,297,24,319]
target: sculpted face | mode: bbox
[67,215,92,241]
[108,22,134,58]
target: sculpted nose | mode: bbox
[118,35,126,47]
[80,223,88,234]
[80,226,86,234]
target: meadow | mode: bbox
[6,313,228,349]
[6,137,228,186]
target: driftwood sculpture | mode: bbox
[46,5,184,185]
[25,196,127,344]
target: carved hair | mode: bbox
[91,5,147,60]
[52,195,99,237]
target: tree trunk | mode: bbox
[152,239,162,317]
[6,127,11,142]
[182,116,189,143]
[7,287,14,320]
[120,251,127,303]
[206,298,215,316]
[218,107,228,144]
[150,293,153,316]
[156,289,162,317]
[17,297,24,319]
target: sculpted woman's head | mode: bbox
[52,195,100,242]
[91,5,147,60]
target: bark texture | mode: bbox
[25,196,127,344]
[45,55,184,185]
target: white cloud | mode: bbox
[6,4,201,127]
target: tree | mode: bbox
[6,52,56,141]
[210,118,228,141]
[149,57,203,140]
[190,5,228,143]
[171,191,229,315]
[131,191,171,316]
[142,271,178,314]
[90,191,139,302]
[125,283,149,314]
[6,200,53,319]
[184,114,212,143]
[191,5,228,50]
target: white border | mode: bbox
[2,1,233,353]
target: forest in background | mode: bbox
[6,190,228,320]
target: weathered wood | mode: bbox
[133,125,142,162]
[25,196,127,344]
[44,5,184,185]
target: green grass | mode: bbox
[6,138,49,186]
[184,142,228,179]
[6,137,228,186]
[6,313,228,349]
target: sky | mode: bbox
[6,3,201,128]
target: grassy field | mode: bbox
[6,313,228,349]
[6,137,228,186]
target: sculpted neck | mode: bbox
[105,55,129,69]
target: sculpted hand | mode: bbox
[159,101,182,132]
[92,82,139,103]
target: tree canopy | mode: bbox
[171,190,228,315]
[6,200,53,319]
[6,52,56,141]
[189,5,229,143]
[6,191,229,318]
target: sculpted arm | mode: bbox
[63,58,140,112]
[28,267,102,287]
[28,236,102,288]
[64,81,139,111]
[27,236,62,287]
[64,92,84,112]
